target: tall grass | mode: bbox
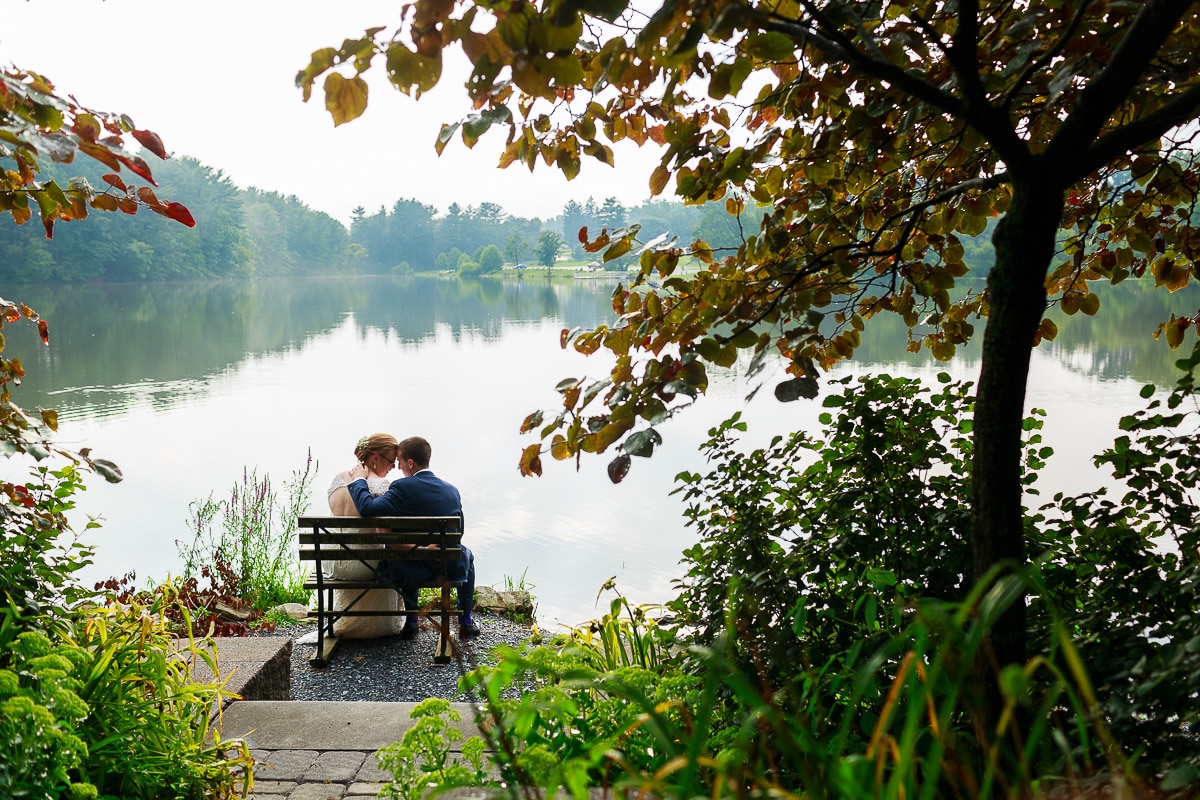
[178,452,316,612]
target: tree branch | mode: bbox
[1072,81,1200,183]
[754,10,967,122]
[1048,0,1198,167]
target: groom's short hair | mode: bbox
[399,436,432,469]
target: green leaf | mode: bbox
[624,428,662,457]
[746,32,796,62]
[1161,765,1200,791]
[774,376,819,402]
[90,458,123,484]
[385,45,443,97]
[581,0,629,22]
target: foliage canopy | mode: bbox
[302,0,1200,674]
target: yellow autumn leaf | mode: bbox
[649,165,671,196]
[519,444,543,476]
[1165,318,1187,349]
[324,73,369,126]
[1035,317,1058,344]
[550,435,572,460]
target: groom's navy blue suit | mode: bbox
[346,470,476,623]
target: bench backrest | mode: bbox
[297,515,462,550]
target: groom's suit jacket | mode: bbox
[346,469,464,530]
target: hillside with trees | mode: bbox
[2,150,820,281]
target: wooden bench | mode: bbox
[298,515,464,667]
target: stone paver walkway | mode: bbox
[219,701,493,800]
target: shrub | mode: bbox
[1034,340,1200,775]
[424,369,1200,798]
[669,374,984,693]
[1,463,101,635]
[179,454,316,613]
[0,297,257,798]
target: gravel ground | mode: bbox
[256,611,535,702]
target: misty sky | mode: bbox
[4,0,666,224]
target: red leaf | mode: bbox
[37,319,49,346]
[578,225,588,243]
[102,173,128,192]
[132,128,168,159]
[116,154,157,185]
[607,453,631,484]
[165,202,196,227]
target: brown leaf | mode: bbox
[137,186,162,208]
[101,173,128,191]
[519,444,543,477]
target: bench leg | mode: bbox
[310,634,341,668]
[433,584,454,665]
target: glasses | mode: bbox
[370,453,397,470]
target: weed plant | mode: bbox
[179,453,316,613]
[502,569,534,592]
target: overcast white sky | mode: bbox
[4,0,666,225]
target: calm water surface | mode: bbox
[3,275,1194,627]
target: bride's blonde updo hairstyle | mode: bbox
[354,433,399,464]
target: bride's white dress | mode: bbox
[322,474,406,638]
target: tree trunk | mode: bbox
[971,178,1063,699]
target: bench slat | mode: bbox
[298,515,461,531]
[298,532,462,547]
[299,547,461,562]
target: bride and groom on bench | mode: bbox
[323,433,480,641]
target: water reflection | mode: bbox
[3,274,1196,626]
[10,275,620,421]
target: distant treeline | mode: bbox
[1,155,995,282]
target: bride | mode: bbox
[322,432,407,638]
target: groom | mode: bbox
[344,436,480,639]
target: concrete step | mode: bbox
[218,700,485,751]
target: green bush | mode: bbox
[0,590,254,799]
[70,588,253,798]
[1033,340,1200,775]
[669,374,985,698]
[0,624,94,799]
[1,297,257,798]
[413,367,1200,798]
[1,463,101,635]
[377,699,490,800]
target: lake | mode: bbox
[2,274,1195,628]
